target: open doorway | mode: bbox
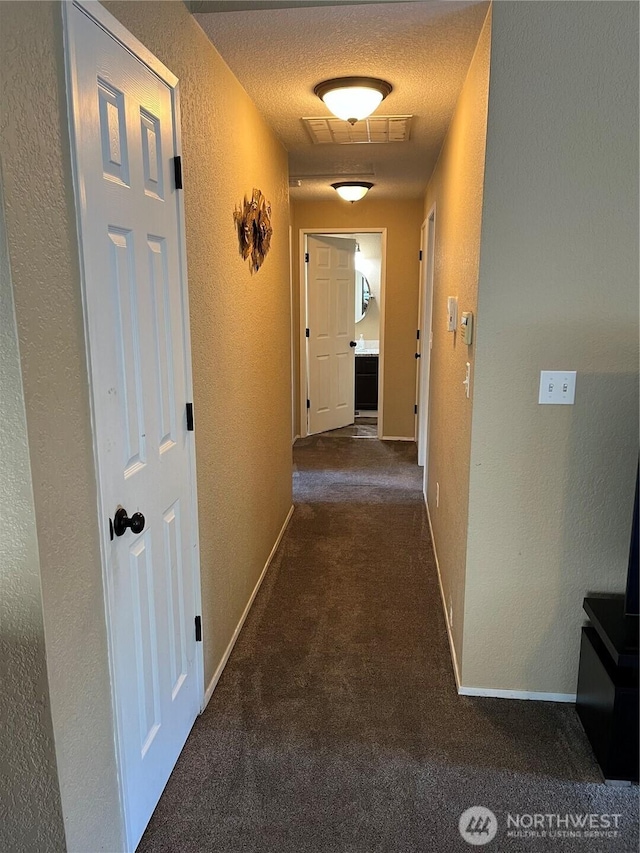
[299,229,386,440]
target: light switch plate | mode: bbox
[539,370,576,405]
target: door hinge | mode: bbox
[416,329,420,340]
[414,404,418,415]
[306,328,310,338]
[304,252,309,263]
[307,399,311,409]
[195,615,202,642]
[173,156,183,190]
[186,402,194,431]
[419,249,423,261]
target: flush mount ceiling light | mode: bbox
[314,77,392,125]
[331,181,374,203]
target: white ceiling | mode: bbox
[194,0,489,200]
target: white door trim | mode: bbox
[418,205,436,490]
[415,220,426,447]
[62,2,203,847]
[288,225,298,444]
[298,228,387,439]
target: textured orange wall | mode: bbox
[1,1,292,847]
[422,8,492,670]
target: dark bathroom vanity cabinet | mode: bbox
[355,354,378,411]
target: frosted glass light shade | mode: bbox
[322,87,383,123]
[331,182,374,203]
[314,77,392,125]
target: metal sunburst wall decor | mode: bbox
[233,188,273,274]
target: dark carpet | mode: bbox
[139,435,638,852]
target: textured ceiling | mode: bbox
[194,1,489,200]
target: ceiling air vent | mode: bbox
[303,115,412,145]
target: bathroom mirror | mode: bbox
[355,272,371,323]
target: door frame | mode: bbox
[416,205,436,488]
[63,2,204,847]
[298,228,387,439]
[289,225,297,443]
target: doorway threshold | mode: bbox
[322,424,378,439]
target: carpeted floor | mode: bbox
[139,435,638,852]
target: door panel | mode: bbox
[316,355,331,413]
[315,278,331,337]
[148,236,177,451]
[99,80,129,184]
[109,227,148,474]
[66,5,200,849]
[141,110,164,199]
[129,532,161,756]
[336,351,351,409]
[306,235,356,434]
[335,278,351,337]
[163,500,188,699]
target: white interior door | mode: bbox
[306,235,356,435]
[417,212,436,472]
[65,4,201,849]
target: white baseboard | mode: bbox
[425,498,577,705]
[202,504,294,711]
[425,500,462,690]
[458,686,576,703]
[381,435,415,442]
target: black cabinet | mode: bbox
[355,355,378,411]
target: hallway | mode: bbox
[139,437,637,853]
